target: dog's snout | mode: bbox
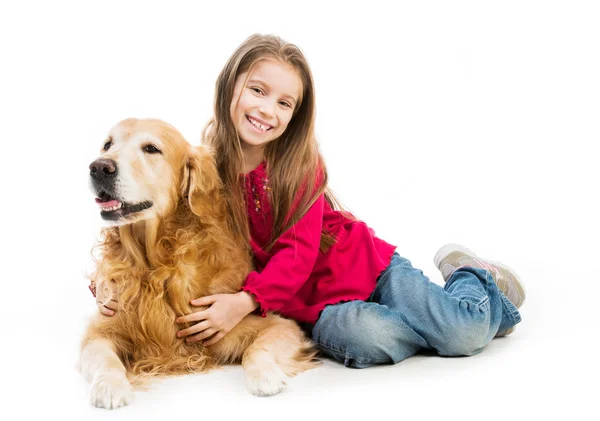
[89,158,118,180]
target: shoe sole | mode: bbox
[433,243,526,308]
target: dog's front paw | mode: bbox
[90,372,134,409]
[244,363,287,397]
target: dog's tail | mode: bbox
[283,338,322,377]
[241,315,322,378]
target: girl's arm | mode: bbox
[176,193,325,345]
[241,193,325,316]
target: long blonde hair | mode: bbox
[203,34,342,252]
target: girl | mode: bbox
[94,34,525,368]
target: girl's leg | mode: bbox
[311,252,522,368]
[369,252,521,356]
[433,243,525,336]
[311,299,428,368]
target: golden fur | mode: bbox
[81,118,318,409]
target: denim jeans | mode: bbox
[311,252,522,368]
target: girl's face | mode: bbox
[230,60,302,152]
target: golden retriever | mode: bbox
[81,118,318,409]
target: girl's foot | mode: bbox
[433,244,526,336]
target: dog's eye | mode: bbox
[103,141,112,151]
[143,145,161,154]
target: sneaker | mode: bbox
[433,244,526,336]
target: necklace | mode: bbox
[251,177,270,212]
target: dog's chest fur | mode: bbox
[97,218,252,369]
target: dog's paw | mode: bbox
[90,372,134,409]
[244,363,288,397]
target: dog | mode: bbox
[80,118,318,409]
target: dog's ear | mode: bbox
[181,146,223,218]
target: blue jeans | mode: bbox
[311,252,522,368]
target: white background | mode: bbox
[1,0,598,419]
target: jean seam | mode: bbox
[475,295,490,311]
[484,270,521,326]
[500,292,522,325]
[316,338,389,365]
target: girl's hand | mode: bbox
[176,291,258,346]
[95,279,119,317]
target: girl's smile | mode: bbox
[245,115,274,133]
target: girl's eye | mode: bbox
[143,145,161,154]
[251,87,264,95]
[279,101,292,108]
[103,141,112,151]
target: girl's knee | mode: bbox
[314,305,416,367]
[437,319,490,356]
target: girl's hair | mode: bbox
[203,33,344,252]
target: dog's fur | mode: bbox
[81,118,318,409]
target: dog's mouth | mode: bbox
[95,189,153,221]
[95,190,122,211]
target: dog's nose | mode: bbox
[89,158,118,180]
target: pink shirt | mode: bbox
[241,162,397,324]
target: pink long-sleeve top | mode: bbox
[241,162,397,324]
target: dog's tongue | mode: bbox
[95,198,120,208]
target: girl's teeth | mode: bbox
[249,117,270,131]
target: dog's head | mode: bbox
[89,118,219,225]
